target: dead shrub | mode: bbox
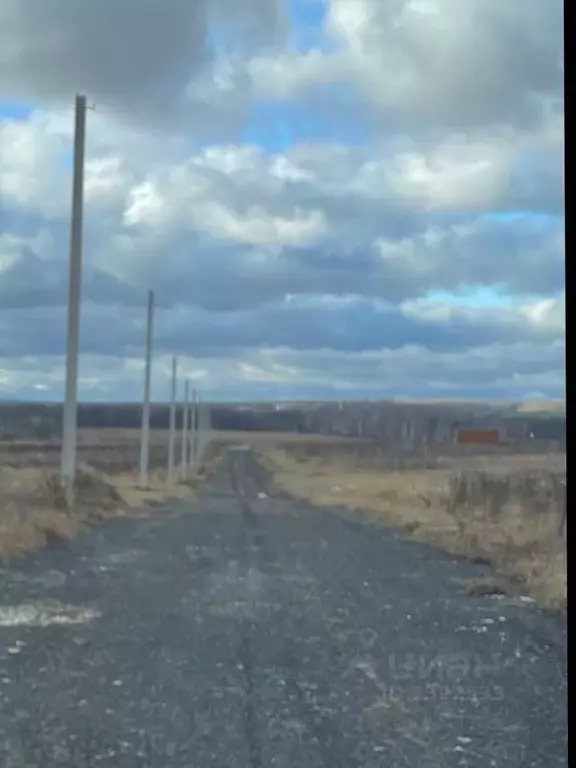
[68,466,122,513]
[404,520,421,534]
[444,470,566,543]
[437,469,565,606]
[0,463,129,558]
[0,499,81,558]
[34,471,68,510]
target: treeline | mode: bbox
[0,401,566,445]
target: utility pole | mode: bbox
[61,94,88,506]
[181,379,189,479]
[167,356,178,484]
[189,387,196,469]
[195,391,200,465]
[138,290,155,488]
[194,393,201,464]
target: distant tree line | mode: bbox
[0,401,565,445]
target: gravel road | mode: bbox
[0,447,567,767]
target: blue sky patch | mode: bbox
[241,88,368,151]
[0,100,33,121]
[204,0,333,57]
[285,0,337,53]
[483,211,561,226]
[425,286,524,309]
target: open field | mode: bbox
[1,427,566,607]
[0,428,377,474]
[207,431,567,609]
[0,425,216,471]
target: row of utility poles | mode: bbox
[60,94,206,504]
[138,288,204,489]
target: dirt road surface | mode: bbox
[0,448,567,766]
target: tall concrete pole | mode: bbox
[167,356,178,484]
[61,94,88,506]
[181,379,189,479]
[194,392,201,465]
[138,290,155,488]
[188,382,196,466]
[189,387,196,469]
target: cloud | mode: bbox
[0,115,70,217]
[0,338,565,403]
[0,0,565,401]
[248,0,563,133]
[0,120,564,310]
[0,0,288,134]
[0,289,565,363]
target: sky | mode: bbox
[0,0,565,403]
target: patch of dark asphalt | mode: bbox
[0,448,567,767]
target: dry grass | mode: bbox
[0,465,124,559]
[0,436,224,560]
[206,430,371,447]
[0,427,220,474]
[256,437,566,610]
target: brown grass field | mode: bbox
[1,428,567,609]
[209,431,567,609]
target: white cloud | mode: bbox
[401,292,565,336]
[123,180,169,228]
[254,0,563,133]
[0,116,69,215]
[519,294,565,332]
[85,155,131,210]
[198,203,327,246]
[0,110,565,319]
[386,136,515,210]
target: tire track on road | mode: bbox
[227,446,363,767]
[228,449,265,768]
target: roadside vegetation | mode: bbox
[242,433,566,609]
[0,432,223,560]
